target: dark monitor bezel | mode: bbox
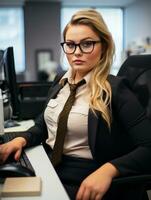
[3,47,20,119]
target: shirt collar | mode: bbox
[60,68,92,86]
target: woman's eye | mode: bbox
[66,43,75,49]
[82,41,93,48]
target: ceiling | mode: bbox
[51,0,139,7]
[0,0,139,7]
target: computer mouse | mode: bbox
[4,119,20,128]
[0,163,35,178]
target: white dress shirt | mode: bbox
[44,69,93,159]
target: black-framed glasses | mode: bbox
[60,40,101,54]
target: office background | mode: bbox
[0,0,151,81]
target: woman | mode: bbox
[1,9,151,200]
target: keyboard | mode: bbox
[0,132,36,178]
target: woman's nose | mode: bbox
[74,45,82,55]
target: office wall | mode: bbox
[124,0,151,49]
[24,1,61,81]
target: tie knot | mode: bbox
[69,79,86,92]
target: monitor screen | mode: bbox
[0,47,20,120]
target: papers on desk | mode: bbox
[4,120,35,133]
[2,177,41,197]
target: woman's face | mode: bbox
[65,24,102,78]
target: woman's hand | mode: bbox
[0,137,27,164]
[76,162,119,200]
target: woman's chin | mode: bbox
[72,64,85,71]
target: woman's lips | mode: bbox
[73,60,85,64]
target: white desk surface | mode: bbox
[0,120,70,200]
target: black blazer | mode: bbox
[22,74,151,177]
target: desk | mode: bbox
[0,120,70,200]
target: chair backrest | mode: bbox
[117,54,151,119]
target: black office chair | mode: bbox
[118,54,151,119]
[110,54,151,200]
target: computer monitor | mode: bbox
[0,47,20,127]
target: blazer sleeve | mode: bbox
[109,76,151,176]
[15,72,66,147]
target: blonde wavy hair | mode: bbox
[63,9,115,128]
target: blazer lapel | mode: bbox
[88,109,99,158]
[88,109,110,159]
[47,83,63,102]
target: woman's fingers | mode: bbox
[14,148,22,161]
[0,140,23,163]
[76,184,103,200]
[81,188,91,200]
[0,143,12,163]
[76,183,85,200]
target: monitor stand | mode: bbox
[4,119,20,128]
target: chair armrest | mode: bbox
[112,174,151,185]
